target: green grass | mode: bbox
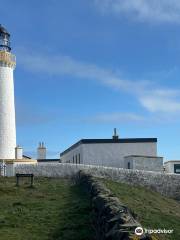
[102,179,180,240]
[0,177,95,240]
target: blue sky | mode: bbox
[1,0,180,160]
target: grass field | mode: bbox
[0,177,95,240]
[103,179,180,240]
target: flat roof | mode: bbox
[60,138,157,157]
[37,159,59,162]
[124,155,162,158]
[164,160,180,164]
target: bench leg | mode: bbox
[30,176,34,187]
[16,177,19,186]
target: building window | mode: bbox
[76,155,78,164]
[174,164,180,174]
[79,154,80,164]
[128,162,130,169]
[73,156,74,164]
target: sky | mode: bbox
[1,0,180,160]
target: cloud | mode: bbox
[139,89,180,113]
[82,111,180,125]
[16,48,150,94]
[16,48,180,114]
[140,96,180,112]
[87,112,145,123]
[94,0,180,24]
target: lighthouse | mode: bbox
[0,24,16,159]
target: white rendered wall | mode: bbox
[164,161,180,173]
[164,162,174,173]
[0,64,16,159]
[82,143,157,168]
[6,163,15,177]
[61,142,157,168]
[61,144,83,164]
[124,156,163,172]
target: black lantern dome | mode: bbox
[0,24,11,52]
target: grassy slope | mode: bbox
[0,177,95,240]
[103,179,180,240]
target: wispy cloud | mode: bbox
[87,112,145,123]
[139,89,180,113]
[83,111,180,125]
[94,0,180,24]
[16,48,150,94]
[140,96,180,113]
[16,48,180,115]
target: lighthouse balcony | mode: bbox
[0,50,16,68]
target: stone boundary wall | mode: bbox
[75,171,151,240]
[15,163,180,200]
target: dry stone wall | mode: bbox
[76,171,152,240]
[15,163,180,200]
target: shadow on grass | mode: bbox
[50,183,95,240]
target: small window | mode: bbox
[76,155,78,164]
[79,154,80,164]
[174,164,180,174]
[128,162,130,169]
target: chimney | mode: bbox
[15,145,23,159]
[112,128,119,140]
[37,142,46,160]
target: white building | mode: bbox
[124,155,163,172]
[164,161,180,174]
[60,137,159,169]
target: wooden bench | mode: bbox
[16,173,34,187]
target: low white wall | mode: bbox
[6,164,15,177]
[15,163,180,200]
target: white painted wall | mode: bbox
[6,163,14,177]
[0,62,16,159]
[124,156,163,172]
[61,142,157,168]
[164,161,180,174]
[61,144,83,164]
[0,161,6,176]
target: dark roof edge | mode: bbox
[23,155,31,159]
[60,138,157,157]
[164,160,180,164]
[37,159,60,162]
[124,155,163,158]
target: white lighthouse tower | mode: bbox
[0,24,16,159]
